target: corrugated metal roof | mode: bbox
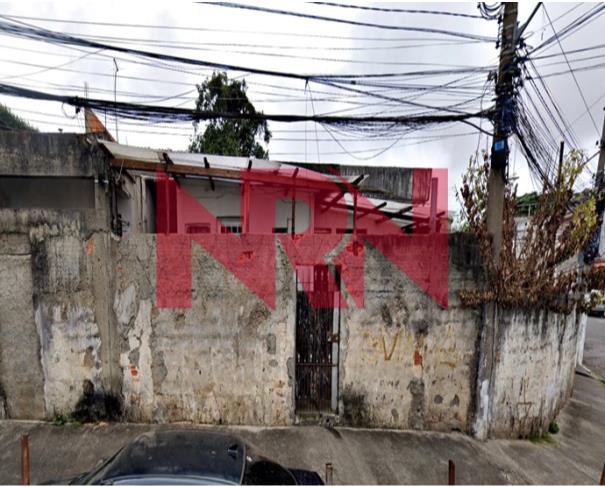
[100,140,420,223]
[101,140,280,170]
[100,140,366,186]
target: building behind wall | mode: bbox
[0,130,584,439]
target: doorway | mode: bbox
[294,264,340,414]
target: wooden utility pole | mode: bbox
[557,141,565,185]
[486,2,519,262]
[473,2,520,441]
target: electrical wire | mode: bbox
[0,14,490,43]
[0,17,495,83]
[478,3,504,21]
[0,82,491,129]
[529,42,605,61]
[528,3,605,55]
[8,2,595,175]
[543,5,600,136]
[310,3,483,19]
[202,3,496,42]
[73,31,484,52]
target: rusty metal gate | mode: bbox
[295,264,340,414]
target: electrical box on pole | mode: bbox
[486,2,519,263]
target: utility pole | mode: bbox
[113,58,119,143]
[595,113,605,207]
[486,2,519,262]
[585,112,605,264]
[473,2,519,441]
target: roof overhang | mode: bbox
[100,140,427,227]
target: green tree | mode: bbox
[0,103,37,131]
[189,72,271,158]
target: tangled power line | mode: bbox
[0,3,602,177]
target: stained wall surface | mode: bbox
[0,133,583,438]
[111,234,482,432]
[0,133,116,419]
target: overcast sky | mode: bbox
[0,1,603,211]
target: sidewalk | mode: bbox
[0,371,604,485]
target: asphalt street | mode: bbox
[585,316,605,379]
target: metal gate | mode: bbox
[295,264,340,414]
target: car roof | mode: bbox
[97,429,246,485]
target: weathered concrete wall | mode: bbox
[0,132,585,436]
[114,235,296,424]
[488,309,581,438]
[1,210,581,436]
[110,234,483,432]
[0,234,44,418]
[0,132,106,178]
[0,133,117,419]
[293,162,415,201]
[338,234,482,431]
[32,231,118,417]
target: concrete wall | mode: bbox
[109,234,483,432]
[488,309,581,438]
[113,235,295,424]
[337,234,482,431]
[0,133,117,419]
[0,132,585,437]
[0,214,582,437]
[293,163,416,202]
[110,233,582,436]
[0,234,44,418]
[0,231,119,420]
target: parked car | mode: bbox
[589,301,605,316]
[68,429,323,485]
[588,289,605,317]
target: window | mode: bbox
[221,224,242,234]
[218,217,241,234]
[186,223,211,234]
